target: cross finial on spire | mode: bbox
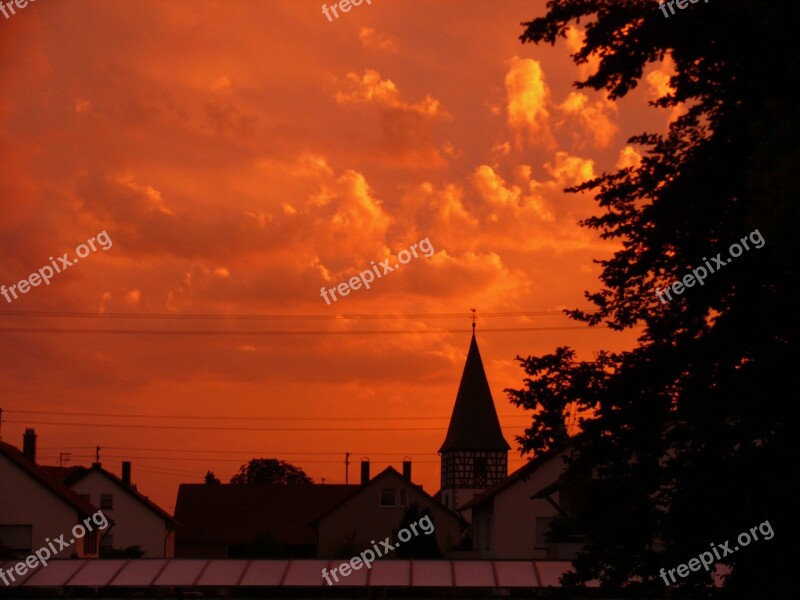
[470,308,476,332]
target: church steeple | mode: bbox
[439,331,510,454]
[439,327,509,512]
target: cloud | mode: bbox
[335,69,451,167]
[645,55,687,123]
[473,165,555,223]
[557,91,618,148]
[616,146,643,170]
[255,153,334,178]
[505,56,554,148]
[358,27,398,53]
[564,27,601,80]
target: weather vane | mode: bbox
[470,307,476,331]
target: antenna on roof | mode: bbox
[470,308,476,332]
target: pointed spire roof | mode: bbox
[439,332,510,453]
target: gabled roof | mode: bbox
[0,441,99,517]
[47,464,176,526]
[311,466,465,526]
[459,445,568,511]
[439,332,510,453]
[174,483,357,548]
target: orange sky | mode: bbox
[0,0,673,511]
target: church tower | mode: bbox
[439,328,510,513]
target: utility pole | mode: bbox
[345,451,350,484]
[59,452,71,467]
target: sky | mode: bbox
[0,0,674,512]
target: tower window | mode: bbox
[474,457,487,485]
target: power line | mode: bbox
[38,446,443,455]
[0,325,598,336]
[4,419,452,432]
[44,453,445,464]
[0,310,575,320]
[8,409,529,421]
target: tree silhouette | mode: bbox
[229,458,313,485]
[509,1,798,597]
[204,470,220,485]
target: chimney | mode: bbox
[22,428,37,463]
[121,461,131,486]
[360,460,370,485]
[402,459,412,481]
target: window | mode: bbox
[0,525,33,554]
[100,494,113,509]
[398,489,408,506]
[380,488,396,506]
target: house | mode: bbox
[314,461,465,558]
[439,329,511,518]
[461,444,588,560]
[0,429,103,560]
[43,461,177,558]
[174,481,357,558]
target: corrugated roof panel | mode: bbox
[411,560,452,587]
[0,559,41,586]
[153,559,207,586]
[22,559,84,587]
[238,560,288,586]
[368,560,410,586]
[281,560,330,587]
[108,559,167,586]
[326,559,369,586]
[195,559,249,586]
[535,561,572,587]
[494,560,538,587]
[453,560,496,587]
[68,559,128,586]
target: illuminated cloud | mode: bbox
[564,27,600,80]
[646,55,687,123]
[616,146,643,170]
[473,164,555,224]
[336,69,451,167]
[557,91,619,149]
[505,56,554,148]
